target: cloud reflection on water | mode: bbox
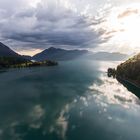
[89,75,139,108]
[0,61,140,140]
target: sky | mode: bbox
[0,0,140,56]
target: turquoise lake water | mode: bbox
[0,60,140,140]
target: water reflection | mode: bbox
[117,78,140,99]
[89,74,140,108]
[0,60,140,140]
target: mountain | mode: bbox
[33,47,128,61]
[85,52,129,61]
[33,47,89,61]
[0,42,19,57]
[0,42,32,61]
[0,42,129,62]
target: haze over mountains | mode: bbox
[33,47,89,61]
[0,42,129,61]
[86,52,129,61]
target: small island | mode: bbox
[0,56,58,70]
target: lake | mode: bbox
[0,60,140,140]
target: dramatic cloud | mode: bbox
[118,9,138,19]
[0,0,105,54]
[92,2,140,54]
[0,0,139,55]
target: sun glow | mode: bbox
[17,48,43,56]
[29,0,41,7]
[100,4,140,53]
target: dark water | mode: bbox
[0,60,140,140]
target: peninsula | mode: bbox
[107,53,140,87]
[0,56,58,69]
[116,53,140,86]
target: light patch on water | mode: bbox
[80,96,89,107]
[56,111,68,139]
[0,129,3,135]
[108,116,113,120]
[30,123,42,129]
[47,104,70,139]
[29,105,45,120]
[89,74,139,108]
[10,121,19,127]
[28,104,45,129]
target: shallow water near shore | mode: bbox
[0,60,140,140]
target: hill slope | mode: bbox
[33,47,88,61]
[0,42,19,57]
[117,53,140,86]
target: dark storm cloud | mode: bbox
[0,0,108,51]
[4,29,101,49]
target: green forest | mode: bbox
[117,53,140,84]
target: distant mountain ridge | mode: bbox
[85,51,128,61]
[33,47,89,61]
[0,42,129,61]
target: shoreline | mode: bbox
[0,59,58,70]
[116,76,140,98]
[116,76,140,89]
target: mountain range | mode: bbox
[85,51,128,61]
[33,47,88,61]
[0,42,129,61]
